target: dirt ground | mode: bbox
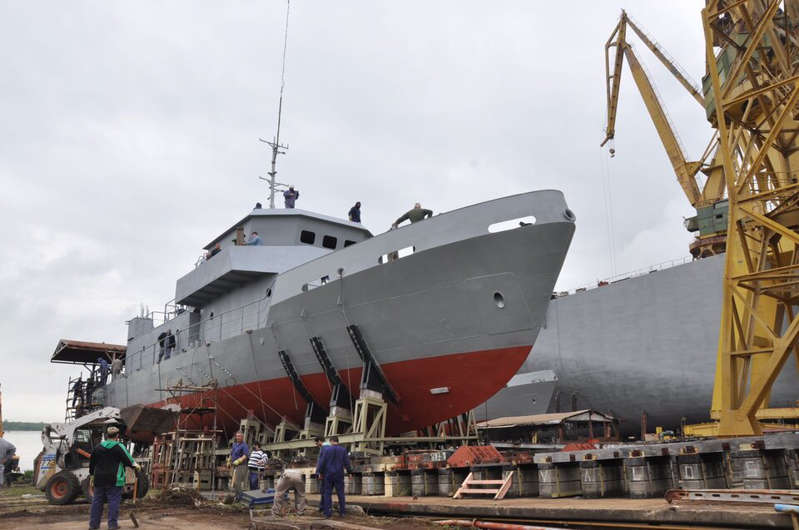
[0,485,438,530]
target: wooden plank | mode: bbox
[494,471,514,500]
[452,472,473,499]
[467,480,505,485]
[459,488,500,494]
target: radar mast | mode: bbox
[259,0,291,209]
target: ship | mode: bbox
[57,191,575,436]
[477,253,799,434]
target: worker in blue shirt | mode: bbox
[230,431,249,495]
[245,231,262,245]
[315,436,352,518]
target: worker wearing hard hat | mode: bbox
[89,426,140,530]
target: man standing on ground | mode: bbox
[315,436,352,518]
[88,426,139,530]
[247,442,267,490]
[271,462,306,517]
[283,185,299,208]
[348,202,361,223]
[230,432,249,495]
[392,202,433,228]
[0,438,16,489]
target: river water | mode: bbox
[3,431,42,472]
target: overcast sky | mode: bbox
[0,1,715,422]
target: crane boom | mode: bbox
[602,10,728,260]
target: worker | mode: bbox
[157,331,167,362]
[348,202,361,223]
[271,461,306,517]
[283,185,299,208]
[111,354,123,379]
[247,441,267,490]
[71,376,83,408]
[207,242,222,260]
[88,426,140,530]
[229,431,249,496]
[391,202,432,228]
[316,436,352,518]
[165,330,176,360]
[98,356,110,386]
[245,231,262,246]
[254,202,262,209]
[0,438,16,489]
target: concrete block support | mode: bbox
[730,449,789,489]
[538,463,581,498]
[385,471,411,497]
[623,456,671,498]
[363,472,385,495]
[580,460,623,498]
[676,453,727,489]
[437,468,452,497]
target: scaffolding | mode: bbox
[149,380,222,491]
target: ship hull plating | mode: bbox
[478,254,799,434]
[104,191,575,434]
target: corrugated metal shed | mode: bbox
[476,409,614,430]
[51,339,127,364]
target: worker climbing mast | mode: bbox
[702,0,799,436]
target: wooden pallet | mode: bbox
[453,471,514,500]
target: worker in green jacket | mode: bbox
[89,426,139,530]
[392,203,433,228]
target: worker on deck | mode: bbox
[247,441,267,490]
[316,436,352,518]
[392,202,432,228]
[271,461,306,516]
[348,202,361,223]
[283,185,299,208]
[88,425,140,530]
[0,438,16,489]
[245,231,262,246]
[229,431,249,496]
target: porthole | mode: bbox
[563,208,576,222]
[266,288,272,298]
[494,292,505,309]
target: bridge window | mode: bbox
[300,230,316,245]
[322,235,338,249]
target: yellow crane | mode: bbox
[603,11,727,259]
[702,0,799,436]
[603,3,799,436]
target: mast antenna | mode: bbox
[259,0,291,209]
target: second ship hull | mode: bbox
[478,254,799,434]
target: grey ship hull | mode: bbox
[477,254,799,434]
[103,191,575,435]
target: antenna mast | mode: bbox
[259,0,291,209]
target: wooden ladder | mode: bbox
[453,471,514,500]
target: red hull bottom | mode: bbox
[149,345,531,436]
